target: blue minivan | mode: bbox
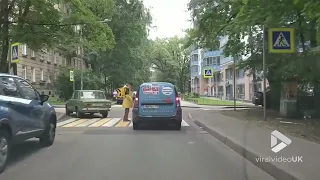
[132,82,182,130]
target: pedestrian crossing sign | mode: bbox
[269,28,294,53]
[203,68,213,78]
[11,42,20,63]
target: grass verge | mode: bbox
[48,97,65,105]
[187,97,242,106]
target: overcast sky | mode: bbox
[142,0,192,40]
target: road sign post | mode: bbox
[70,70,75,92]
[268,28,294,53]
[265,27,295,120]
[9,42,19,74]
[203,68,214,78]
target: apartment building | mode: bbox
[190,36,268,101]
[12,3,87,96]
[190,47,203,94]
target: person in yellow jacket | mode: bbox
[122,83,133,121]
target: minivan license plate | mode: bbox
[144,105,159,108]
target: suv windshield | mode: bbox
[80,91,105,99]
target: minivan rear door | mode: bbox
[138,83,176,117]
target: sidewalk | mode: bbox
[189,110,320,180]
[181,100,202,108]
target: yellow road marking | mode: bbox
[88,118,112,127]
[62,119,88,127]
[115,120,130,127]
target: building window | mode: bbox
[54,72,57,81]
[21,66,27,79]
[53,52,57,64]
[31,67,36,82]
[47,50,51,62]
[21,44,27,55]
[41,69,44,81]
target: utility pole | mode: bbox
[7,40,11,74]
[79,25,84,90]
[262,25,267,120]
[233,56,237,111]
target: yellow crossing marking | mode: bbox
[58,118,190,128]
[62,119,88,127]
[88,118,112,127]
[76,118,101,127]
[115,120,131,127]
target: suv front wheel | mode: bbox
[39,117,56,146]
[0,129,10,174]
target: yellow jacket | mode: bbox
[122,88,133,108]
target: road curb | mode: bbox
[188,112,299,180]
[181,106,201,108]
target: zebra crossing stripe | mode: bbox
[57,118,190,128]
[102,118,122,127]
[88,118,112,127]
[63,119,88,127]
[181,120,189,126]
[57,118,79,127]
[116,120,131,127]
[76,118,101,127]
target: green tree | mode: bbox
[150,36,190,92]
[0,0,115,73]
[55,68,103,101]
[88,0,153,90]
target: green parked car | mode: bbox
[65,90,112,118]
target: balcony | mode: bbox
[220,56,233,66]
[203,50,220,58]
[191,71,200,77]
[201,65,220,73]
[191,60,200,66]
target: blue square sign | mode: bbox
[268,28,294,53]
[203,68,213,78]
[11,42,20,63]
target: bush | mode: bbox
[192,93,200,98]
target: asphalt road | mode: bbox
[0,107,275,180]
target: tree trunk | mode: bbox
[0,0,9,73]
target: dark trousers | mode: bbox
[123,108,129,120]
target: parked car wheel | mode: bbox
[0,129,10,174]
[101,112,108,118]
[75,107,83,118]
[65,105,72,115]
[39,117,56,147]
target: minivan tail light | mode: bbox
[175,96,180,107]
[134,97,139,108]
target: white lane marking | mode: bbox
[75,118,101,127]
[102,118,122,127]
[57,118,79,127]
[129,121,133,127]
[181,119,189,126]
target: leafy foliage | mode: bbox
[150,36,191,92]
[55,68,103,101]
